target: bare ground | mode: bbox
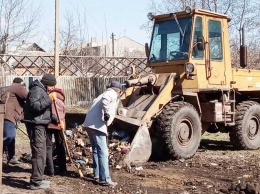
[2,112,260,194]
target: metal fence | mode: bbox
[0,54,150,77]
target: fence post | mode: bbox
[0,103,5,187]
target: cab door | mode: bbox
[206,18,226,85]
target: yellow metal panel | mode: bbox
[232,69,260,91]
[142,74,175,121]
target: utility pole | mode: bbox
[54,0,60,78]
[111,33,116,75]
[0,104,4,186]
[111,33,115,57]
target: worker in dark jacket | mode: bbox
[23,73,56,190]
[3,77,28,165]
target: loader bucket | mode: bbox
[123,124,152,167]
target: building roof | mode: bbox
[8,42,47,55]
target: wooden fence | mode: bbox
[2,75,129,107]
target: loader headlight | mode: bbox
[185,62,194,73]
[147,12,156,21]
[126,65,136,77]
[185,6,192,14]
[126,67,132,75]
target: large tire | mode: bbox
[155,102,202,159]
[229,101,260,149]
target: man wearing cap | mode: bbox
[83,80,122,187]
[3,77,28,165]
[23,73,56,190]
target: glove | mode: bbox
[58,121,65,130]
[49,92,57,100]
[104,113,110,121]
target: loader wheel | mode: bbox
[229,101,260,149]
[156,102,202,159]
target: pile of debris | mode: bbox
[219,181,260,194]
[65,125,131,176]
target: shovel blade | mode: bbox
[123,124,152,167]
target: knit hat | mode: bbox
[13,77,24,84]
[41,74,57,86]
[110,81,122,91]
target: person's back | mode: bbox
[5,78,28,124]
[47,88,65,129]
[84,93,104,130]
[23,79,52,124]
[84,88,120,134]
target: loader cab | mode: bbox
[149,16,192,62]
[147,8,232,90]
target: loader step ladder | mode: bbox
[223,89,236,126]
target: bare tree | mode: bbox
[60,11,78,54]
[60,8,88,56]
[0,0,41,54]
[58,8,90,76]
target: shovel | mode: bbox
[52,97,84,178]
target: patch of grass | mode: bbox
[202,132,230,141]
[16,124,30,145]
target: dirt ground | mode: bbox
[2,111,260,194]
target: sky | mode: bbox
[34,0,152,51]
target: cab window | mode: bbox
[192,16,204,59]
[208,20,223,60]
[149,17,192,62]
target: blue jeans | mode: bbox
[88,128,111,183]
[3,119,16,160]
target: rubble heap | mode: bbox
[65,125,131,176]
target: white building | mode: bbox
[68,36,146,58]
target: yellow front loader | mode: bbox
[112,7,260,167]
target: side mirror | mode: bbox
[240,45,247,68]
[145,43,150,58]
[240,25,247,68]
[197,36,205,51]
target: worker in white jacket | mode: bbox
[83,81,122,187]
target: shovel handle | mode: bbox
[52,99,73,163]
[52,98,83,178]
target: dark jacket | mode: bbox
[23,79,52,125]
[4,83,28,125]
[47,88,66,130]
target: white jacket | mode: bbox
[83,88,120,135]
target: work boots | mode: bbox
[30,180,50,190]
[100,181,118,187]
[7,157,22,165]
